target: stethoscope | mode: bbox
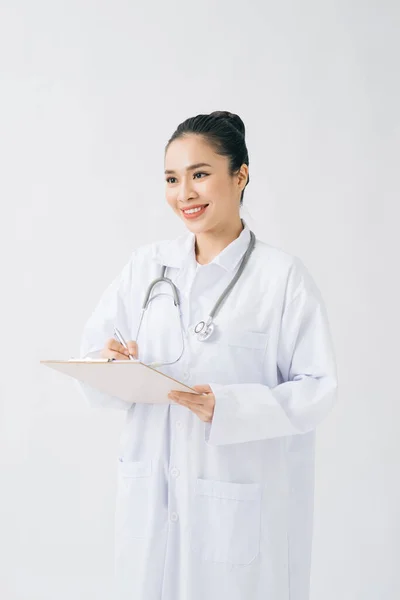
[134,230,256,367]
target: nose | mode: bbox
[177,177,196,203]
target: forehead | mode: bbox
[164,134,225,170]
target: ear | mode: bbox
[237,164,249,189]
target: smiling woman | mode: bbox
[78,110,338,600]
[164,111,250,264]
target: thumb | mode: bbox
[127,340,138,358]
[192,384,212,395]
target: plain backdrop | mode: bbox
[1,1,399,599]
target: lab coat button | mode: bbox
[183,371,190,380]
[170,467,180,478]
[170,512,179,522]
[176,421,183,430]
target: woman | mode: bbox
[79,111,338,600]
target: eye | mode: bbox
[166,172,209,184]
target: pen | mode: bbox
[114,327,136,361]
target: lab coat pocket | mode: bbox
[115,459,153,539]
[190,478,262,565]
[209,329,268,382]
[224,329,267,349]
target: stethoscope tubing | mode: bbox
[134,230,256,364]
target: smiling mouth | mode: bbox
[181,204,209,218]
[181,204,208,213]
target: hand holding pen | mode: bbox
[100,327,138,361]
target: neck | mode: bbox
[195,218,244,265]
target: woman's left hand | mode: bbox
[168,384,215,423]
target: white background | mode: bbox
[1,1,399,598]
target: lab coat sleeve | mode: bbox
[75,255,135,411]
[205,267,338,445]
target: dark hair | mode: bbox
[165,111,249,205]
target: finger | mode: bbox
[175,401,209,422]
[192,384,212,394]
[173,389,206,400]
[100,346,130,360]
[169,392,205,405]
[106,338,131,357]
[172,396,194,409]
[100,352,129,360]
[109,350,130,360]
[127,341,138,358]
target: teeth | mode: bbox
[184,206,205,214]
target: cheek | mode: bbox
[204,179,228,202]
[165,189,177,209]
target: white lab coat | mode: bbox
[78,221,338,600]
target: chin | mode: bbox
[181,219,211,234]
[179,209,213,232]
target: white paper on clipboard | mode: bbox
[40,359,198,404]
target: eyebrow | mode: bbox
[164,162,213,175]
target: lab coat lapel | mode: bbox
[152,220,253,300]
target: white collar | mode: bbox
[153,220,252,273]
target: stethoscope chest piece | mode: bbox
[194,317,215,341]
[135,228,256,361]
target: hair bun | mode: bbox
[210,111,245,137]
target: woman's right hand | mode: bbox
[100,338,139,360]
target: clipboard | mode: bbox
[40,359,199,405]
